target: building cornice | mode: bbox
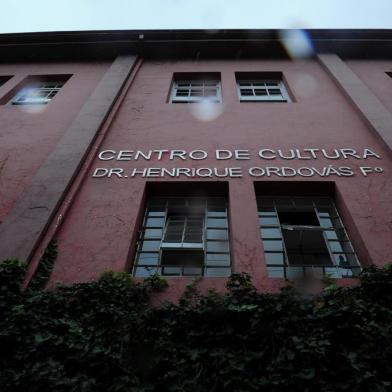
[0,29,391,61]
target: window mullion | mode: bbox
[314,203,337,267]
[182,216,187,243]
[274,200,289,273]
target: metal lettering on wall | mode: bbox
[92,148,384,178]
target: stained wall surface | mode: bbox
[346,60,392,113]
[0,62,111,224]
[39,59,392,295]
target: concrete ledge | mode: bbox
[318,53,392,152]
[0,55,138,262]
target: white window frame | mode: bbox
[133,197,231,277]
[237,79,290,102]
[11,81,65,105]
[170,79,222,103]
[161,215,205,250]
[258,197,361,279]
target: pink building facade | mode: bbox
[0,30,391,297]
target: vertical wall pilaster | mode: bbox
[228,180,268,286]
[318,53,392,153]
[0,55,138,262]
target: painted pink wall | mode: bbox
[0,61,111,224]
[24,59,392,297]
[346,60,392,113]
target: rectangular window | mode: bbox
[11,81,65,105]
[170,73,222,103]
[257,197,361,279]
[8,75,71,105]
[134,197,231,277]
[236,72,290,102]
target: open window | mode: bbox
[133,195,231,277]
[257,196,360,279]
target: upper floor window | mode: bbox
[257,196,360,279]
[133,197,231,277]
[170,73,222,103]
[11,81,65,105]
[236,72,291,102]
[7,74,71,106]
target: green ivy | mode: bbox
[0,259,391,392]
[28,240,58,291]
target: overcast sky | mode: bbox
[0,0,391,34]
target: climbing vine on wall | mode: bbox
[0,254,391,392]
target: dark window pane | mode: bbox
[205,89,217,96]
[134,266,158,277]
[265,252,285,265]
[278,211,319,226]
[161,250,204,268]
[257,198,274,208]
[268,89,282,95]
[148,211,165,217]
[207,229,228,240]
[333,253,357,267]
[144,229,163,239]
[190,90,203,96]
[325,230,338,240]
[241,89,254,96]
[162,267,181,276]
[207,211,227,218]
[328,241,344,253]
[145,217,165,227]
[260,217,279,226]
[207,218,228,228]
[286,267,305,279]
[183,267,203,276]
[261,228,281,239]
[293,198,314,207]
[268,266,285,278]
[275,198,294,208]
[314,198,333,207]
[283,229,332,266]
[206,253,230,266]
[319,218,333,228]
[259,211,277,216]
[137,253,159,265]
[184,217,204,242]
[324,267,342,278]
[263,240,284,252]
[141,241,161,252]
[207,241,229,252]
[254,89,268,96]
[205,267,231,277]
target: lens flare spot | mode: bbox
[189,98,225,122]
[17,104,47,114]
[279,29,314,59]
[292,73,318,99]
